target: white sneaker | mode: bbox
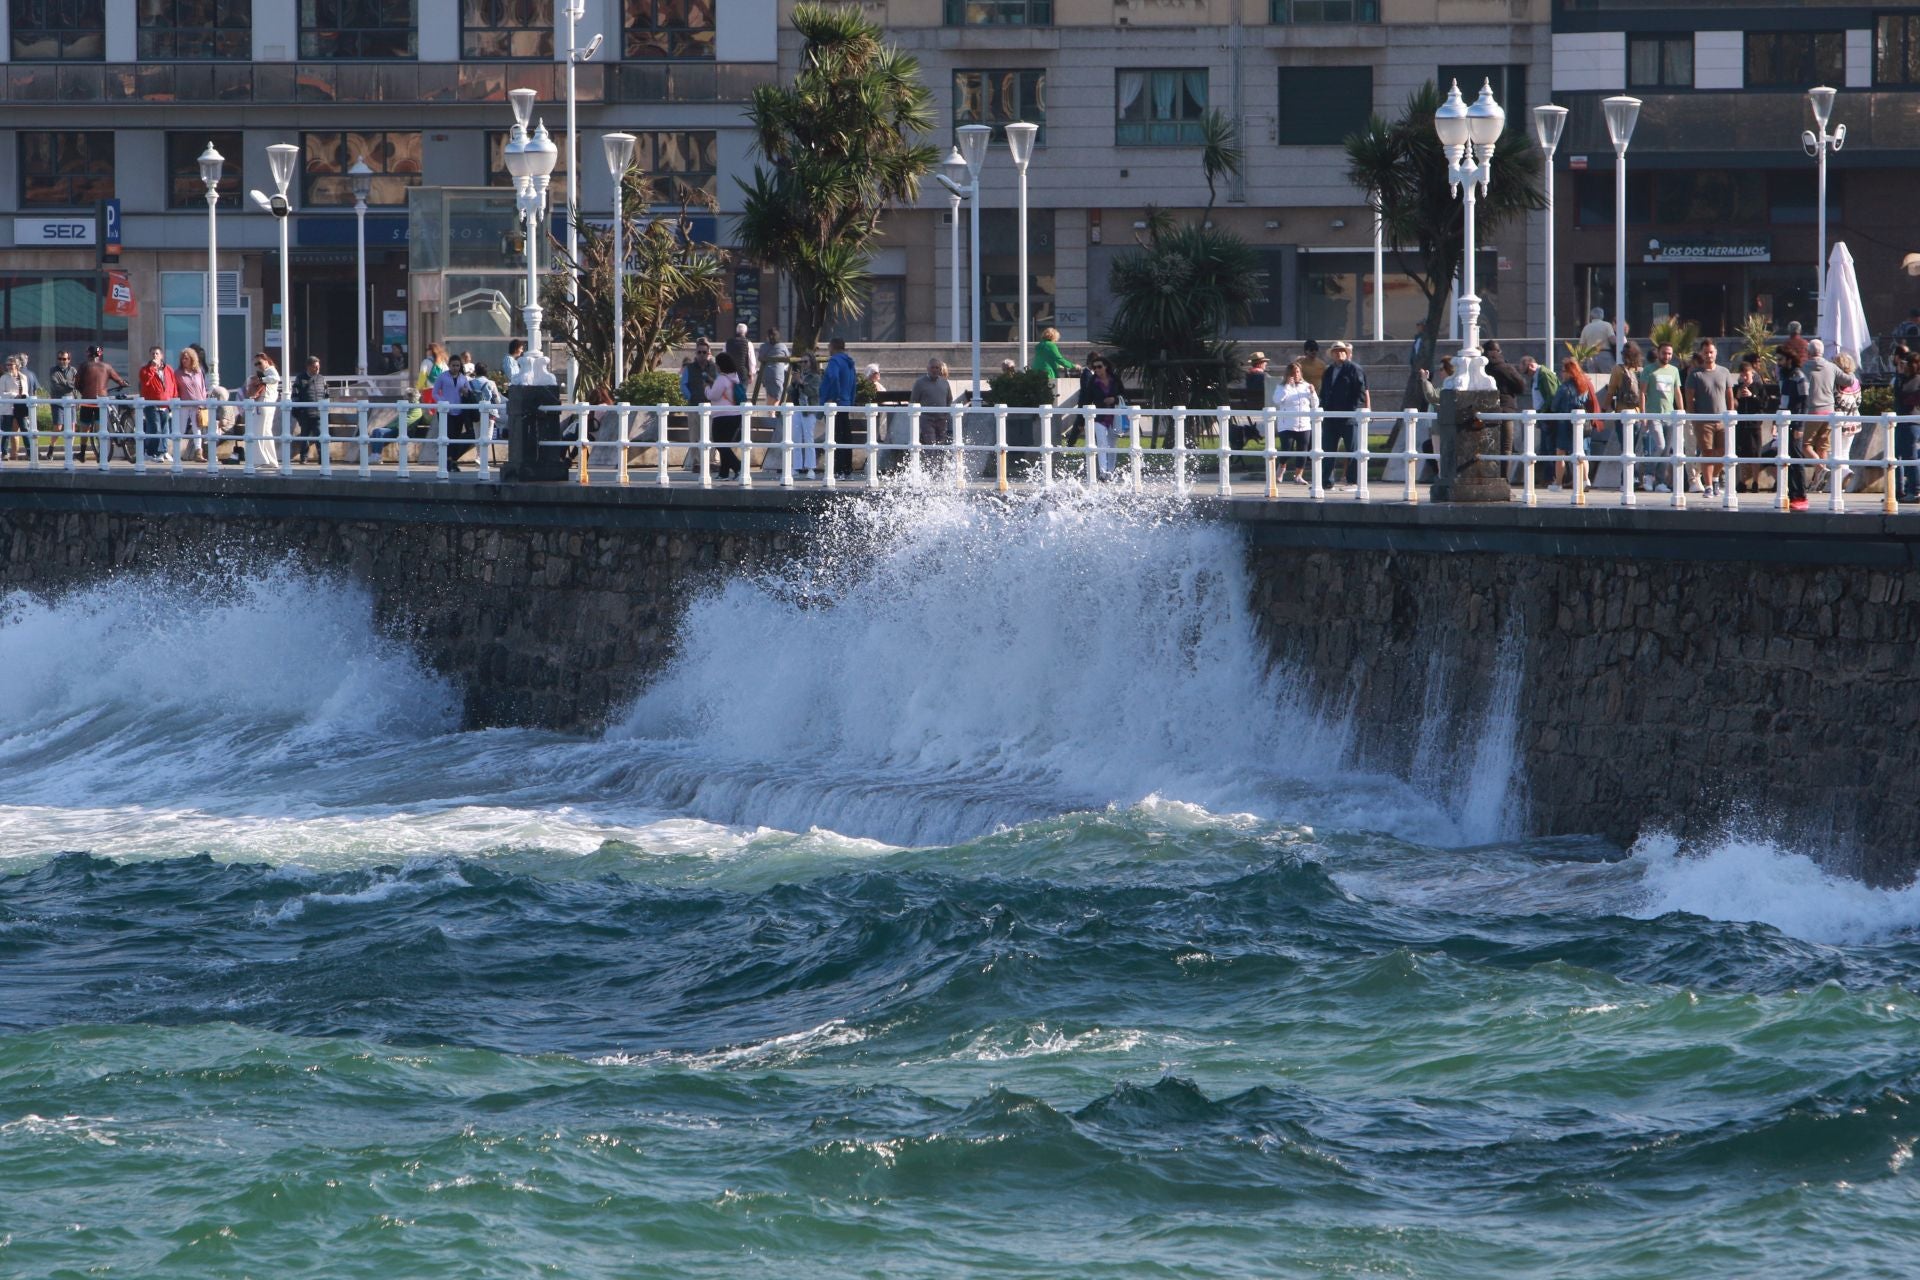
[1547,481,1562,492]
[1656,482,1671,493]
[1640,476,1654,492]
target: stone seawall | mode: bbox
[1235,502,1920,885]
[1,475,1916,880]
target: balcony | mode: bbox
[0,60,775,107]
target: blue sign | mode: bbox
[295,215,409,247]
[103,199,121,253]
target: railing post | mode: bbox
[780,405,796,488]
[1403,408,1420,504]
[1670,412,1685,509]
[1265,406,1279,500]
[1354,408,1371,502]
[907,404,922,482]
[165,402,181,475]
[395,400,412,478]
[657,405,671,487]
[1572,408,1587,507]
[1215,405,1232,497]
[1521,409,1538,506]
[952,404,965,490]
[1083,405,1098,487]
[740,406,756,489]
[477,404,495,482]
[576,404,591,485]
[698,403,714,489]
[822,403,838,490]
[1129,407,1144,492]
[865,403,880,487]
[1885,411,1900,516]
[1828,412,1845,513]
[435,403,451,479]
[131,396,147,475]
[1619,411,1636,507]
[62,398,75,473]
[1775,409,1792,511]
[993,403,1009,493]
[1173,406,1189,496]
[615,405,631,485]
[316,399,333,479]
[1721,408,1737,512]
[1038,406,1053,488]
[1308,410,1324,500]
[357,402,371,478]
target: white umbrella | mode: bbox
[1823,241,1869,363]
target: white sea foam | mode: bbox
[1628,831,1920,945]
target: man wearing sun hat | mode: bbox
[1319,340,1370,491]
[1230,351,1271,450]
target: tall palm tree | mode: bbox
[1346,81,1545,349]
[736,4,938,354]
[1200,110,1244,214]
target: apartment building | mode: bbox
[0,0,777,386]
[790,0,1551,347]
[1551,2,1920,341]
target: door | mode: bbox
[1677,278,1730,338]
[295,279,361,377]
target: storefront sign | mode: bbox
[294,215,409,247]
[104,268,136,317]
[1645,237,1771,264]
[14,217,96,246]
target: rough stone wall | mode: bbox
[0,508,792,731]
[1249,546,1920,885]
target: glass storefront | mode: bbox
[0,272,129,380]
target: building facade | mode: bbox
[784,0,1552,349]
[0,0,777,387]
[1550,1,1920,346]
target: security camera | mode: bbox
[249,190,291,218]
[578,32,604,60]
[935,174,966,197]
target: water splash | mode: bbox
[1630,830,1920,944]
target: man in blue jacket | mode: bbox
[817,337,858,477]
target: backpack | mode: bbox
[1609,368,1641,410]
[459,379,481,406]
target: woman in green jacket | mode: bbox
[1031,326,1078,379]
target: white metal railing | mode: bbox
[5,393,1916,515]
[0,394,506,481]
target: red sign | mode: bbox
[104,268,137,317]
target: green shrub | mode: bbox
[1862,384,1894,417]
[617,369,684,407]
[988,368,1055,408]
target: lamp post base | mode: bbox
[1431,387,1514,503]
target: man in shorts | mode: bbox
[1685,339,1735,498]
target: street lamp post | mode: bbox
[1804,86,1845,336]
[603,131,637,391]
[563,3,604,402]
[349,159,371,378]
[504,91,560,385]
[944,147,965,344]
[1005,121,1037,366]
[1532,104,1568,369]
[1434,80,1505,390]
[250,142,299,376]
[936,125,990,402]
[198,142,223,390]
[1601,95,1640,364]
[1372,205,1384,342]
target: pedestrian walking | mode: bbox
[1318,340,1369,490]
[709,352,745,480]
[74,345,126,461]
[756,328,789,405]
[0,356,28,460]
[1685,339,1735,497]
[1896,350,1920,503]
[1031,326,1077,380]
[243,352,283,469]
[724,323,757,401]
[47,349,76,459]
[910,358,954,448]
[1778,349,1813,510]
[1271,360,1320,484]
[1639,343,1682,492]
[290,355,327,464]
[789,353,820,478]
[1546,359,1599,491]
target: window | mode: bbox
[139,0,250,59]
[1653,170,1763,224]
[1271,0,1377,22]
[1877,15,1920,85]
[300,0,417,58]
[1116,69,1208,146]
[1573,170,1650,225]
[167,132,243,209]
[19,132,113,207]
[825,279,904,344]
[1745,31,1844,89]
[630,130,717,204]
[1626,37,1692,89]
[944,0,1050,21]
[954,70,1047,145]
[464,0,552,58]
[1279,67,1372,145]
[623,0,714,59]
[486,130,572,202]
[1768,169,1840,225]
[302,131,421,205]
[10,0,105,60]
[1438,64,1527,114]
